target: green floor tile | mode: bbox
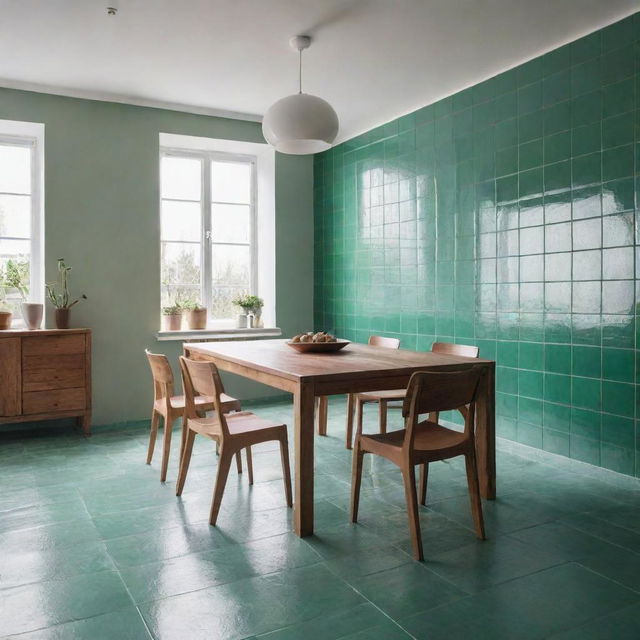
[0,571,133,636]
[139,564,366,640]
[8,608,153,640]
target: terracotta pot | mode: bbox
[21,303,43,330]
[163,313,182,331]
[187,308,207,330]
[55,308,70,329]
[0,310,12,330]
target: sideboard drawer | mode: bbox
[23,366,85,392]
[23,388,86,414]
[23,334,86,357]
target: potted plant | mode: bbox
[45,258,87,329]
[162,303,183,331]
[240,295,264,328]
[0,269,12,330]
[232,294,257,328]
[182,297,207,330]
[5,258,42,330]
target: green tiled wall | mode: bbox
[313,14,640,477]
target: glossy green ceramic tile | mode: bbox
[314,12,640,477]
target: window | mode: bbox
[160,150,256,322]
[0,120,44,325]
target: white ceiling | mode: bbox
[1,0,638,144]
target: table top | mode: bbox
[184,339,494,383]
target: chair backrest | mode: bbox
[145,349,175,400]
[179,356,229,438]
[369,335,400,349]
[402,366,484,449]
[432,342,479,358]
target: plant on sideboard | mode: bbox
[5,258,43,330]
[45,258,87,329]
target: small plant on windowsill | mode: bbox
[5,258,43,330]
[45,258,87,329]
[181,297,207,330]
[232,294,264,329]
[162,303,183,331]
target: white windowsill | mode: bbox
[156,327,282,342]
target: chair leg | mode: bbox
[146,410,160,464]
[349,398,364,451]
[210,447,234,526]
[317,396,328,436]
[246,446,254,485]
[279,437,293,507]
[345,393,355,449]
[176,429,196,496]
[235,451,243,474]
[179,413,188,467]
[402,464,424,561]
[419,463,429,506]
[160,415,173,483]
[465,450,486,540]
[350,442,365,522]
[379,400,387,434]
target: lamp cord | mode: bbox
[298,49,303,94]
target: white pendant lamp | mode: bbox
[262,35,339,155]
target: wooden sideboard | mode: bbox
[0,328,91,434]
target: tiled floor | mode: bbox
[2,398,640,639]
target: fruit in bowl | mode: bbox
[287,332,349,353]
[291,331,337,344]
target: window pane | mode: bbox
[0,145,31,194]
[212,286,248,320]
[212,204,250,243]
[161,242,200,287]
[161,156,201,201]
[211,161,251,204]
[0,240,30,313]
[0,194,30,238]
[211,244,250,286]
[162,284,199,309]
[161,201,201,242]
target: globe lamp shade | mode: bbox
[262,93,339,155]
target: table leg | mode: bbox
[475,363,496,499]
[294,382,316,536]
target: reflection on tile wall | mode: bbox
[314,14,640,476]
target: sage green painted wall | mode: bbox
[0,87,313,425]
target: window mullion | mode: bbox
[202,156,212,315]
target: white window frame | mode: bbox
[159,147,258,324]
[0,120,45,326]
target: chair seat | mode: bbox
[357,388,407,402]
[188,411,285,440]
[361,421,467,456]
[155,392,240,413]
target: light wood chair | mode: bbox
[145,349,241,482]
[348,342,479,450]
[316,335,400,446]
[350,366,486,561]
[176,356,292,525]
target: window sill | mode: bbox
[156,327,282,342]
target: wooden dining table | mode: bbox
[183,339,496,538]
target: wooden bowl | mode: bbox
[286,339,350,353]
